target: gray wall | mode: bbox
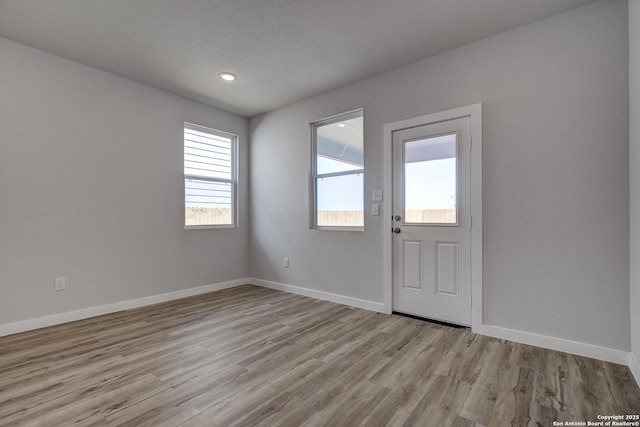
[0,37,249,325]
[0,1,631,355]
[630,0,640,365]
[250,0,630,350]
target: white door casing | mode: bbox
[382,104,482,329]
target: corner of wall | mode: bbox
[631,352,640,386]
[630,0,640,388]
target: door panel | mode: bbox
[403,240,423,291]
[392,117,471,326]
[436,241,458,296]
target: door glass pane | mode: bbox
[404,133,457,224]
[316,173,364,227]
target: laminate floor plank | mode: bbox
[1,285,638,426]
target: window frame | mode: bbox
[184,122,238,230]
[310,109,364,231]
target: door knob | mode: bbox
[394,215,402,221]
[392,227,401,234]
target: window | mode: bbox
[404,133,457,224]
[184,123,237,228]
[311,110,364,229]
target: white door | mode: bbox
[392,117,471,326]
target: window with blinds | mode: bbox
[184,123,237,228]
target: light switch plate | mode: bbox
[371,204,380,216]
[372,190,383,202]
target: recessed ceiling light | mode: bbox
[219,72,237,82]
[337,123,346,128]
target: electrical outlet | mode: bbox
[54,277,66,291]
[283,257,289,268]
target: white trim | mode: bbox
[477,324,629,365]
[315,226,364,232]
[249,278,385,313]
[2,275,635,375]
[630,352,640,387]
[468,105,483,329]
[382,103,483,327]
[250,277,634,369]
[0,278,248,337]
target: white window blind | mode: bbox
[184,123,237,228]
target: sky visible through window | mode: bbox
[317,156,455,211]
[405,158,456,210]
[317,156,363,211]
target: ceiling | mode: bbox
[319,116,363,151]
[0,0,597,117]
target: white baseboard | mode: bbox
[476,324,629,365]
[2,276,635,381]
[249,278,385,313]
[0,278,248,337]
[250,278,633,368]
[630,352,640,387]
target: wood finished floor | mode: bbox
[1,285,639,427]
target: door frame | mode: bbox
[382,103,483,330]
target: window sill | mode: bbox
[313,226,364,232]
[185,224,237,230]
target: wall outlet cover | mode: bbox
[54,277,66,291]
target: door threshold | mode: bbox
[392,311,470,331]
